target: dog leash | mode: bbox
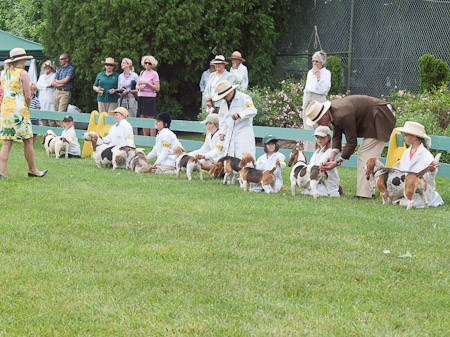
[224,120,236,157]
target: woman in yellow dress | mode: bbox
[0,48,47,178]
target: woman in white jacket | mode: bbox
[36,60,56,126]
[302,51,331,152]
[394,121,443,208]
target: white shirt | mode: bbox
[190,129,225,163]
[147,128,181,167]
[61,126,81,156]
[256,152,286,192]
[304,67,331,96]
[203,70,235,107]
[230,64,248,90]
[218,91,257,159]
[103,119,135,147]
[395,144,443,207]
[302,147,340,197]
[36,72,56,111]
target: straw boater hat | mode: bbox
[4,48,33,63]
[396,121,431,145]
[211,55,228,65]
[305,100,332,127]
[200,113,219,124]
[213,80,238,101]
[228,51,246,62]
[101,57,118,65]
[112,107,129,118]
[42,60,56,72]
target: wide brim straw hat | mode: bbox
[112,107,129,117]
[101,57,118,65]
[42,60,56,72]
[4,48,33,63]
[228,51,246,62]
[211,55,228,65]
[213,80,238,101]
[305,100,332,127]
[396,121,431,145]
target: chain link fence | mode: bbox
[277,0,450,97]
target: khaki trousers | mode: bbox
[302,92,327,152]
[356,138,386,198]
[152,164,177,174]
[98,102,118,116]
[54,90,71,127]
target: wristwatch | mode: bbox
[336,159,342,166]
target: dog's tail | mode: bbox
[417,153,441,179]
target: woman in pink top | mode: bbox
[137,55,160,137]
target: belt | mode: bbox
[57,88,71,91]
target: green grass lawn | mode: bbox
[1,139,449,336]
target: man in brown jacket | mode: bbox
[305,95,396,199]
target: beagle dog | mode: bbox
[83,131,135,169]
[127,149,153,173]
[171,145,203,181]
[209,155,242,185]
[42,130,69,158]
[288,147,330,198]
[239,162,277,193]
[365,153,440,210]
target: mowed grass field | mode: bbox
[1,138,449,336]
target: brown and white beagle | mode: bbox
[127,149,153,173]
[171,145,203,181]
[365,153,440,210]
[42,129,69,158]
[209,155,242,185]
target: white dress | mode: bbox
[251,152,286,193]
[36,72,56,111]
[394,144,444,208]
[302,147,340,197]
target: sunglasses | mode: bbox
[144,62,152,65]
[59,58,67,60]
[105,64,114,67]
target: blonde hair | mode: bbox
[41,60,55,72]
[5,59,26,70]
[30,82,37,92]
[122,58,135,72]
[315,135,332,152]
[141,55,158,68]
[312,50,327,66]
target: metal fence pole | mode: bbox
[346,0,355,92]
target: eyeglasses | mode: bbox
[105,64,114,67]
[144,62,152,65]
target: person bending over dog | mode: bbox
[146,112,181,174]
[190,114,225,170]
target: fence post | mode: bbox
[346,0,355,92]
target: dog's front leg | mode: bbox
[186,167,192,181]
[242,181,248,192]
[310,180,320,199]
[96,160,102,169]
[322,177,330,197]
[262,184,272,194]
[198,166,203,181]
[64,145,69,159]
[223,172,229,185]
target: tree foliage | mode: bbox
[0,0,43,42]
[39,0,292,118]
[326,55,342,95]
[418,54,449,93]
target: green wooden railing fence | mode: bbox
[29,110,450,178]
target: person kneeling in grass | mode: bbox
[59,115,81,158]
[190,113,225,170]
[146,112,181,174]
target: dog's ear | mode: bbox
[91,135,97,152]
[62,137,69,143]
[42,134,46,144]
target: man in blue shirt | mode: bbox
[52,53,75,118]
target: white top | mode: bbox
[302,147,340,197]
[230,64,248,90]
[304,67,331,96]
[190,130,225,163]
[218,91,257,159]
[203,70,235,107]
[256,152,286,192]
[394,144,443,208]
[147,128,181,167]
[61,126,81,156]
[103,119,135,147]
[36,72,56,111]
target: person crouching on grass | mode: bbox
[59,115,81,158]
[250,134,286,193]
[146,112,181,174]
[189,113,225,170]
[103,107,135,167]
[302,126,342,197]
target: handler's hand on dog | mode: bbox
[219,134,225,141]
[196,154,204,160]
[232,113,240,120]
[429,164,440,172]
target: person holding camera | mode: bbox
[117,58,139,134]
[93,57,120,115]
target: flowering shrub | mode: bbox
[249,78,304,128]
